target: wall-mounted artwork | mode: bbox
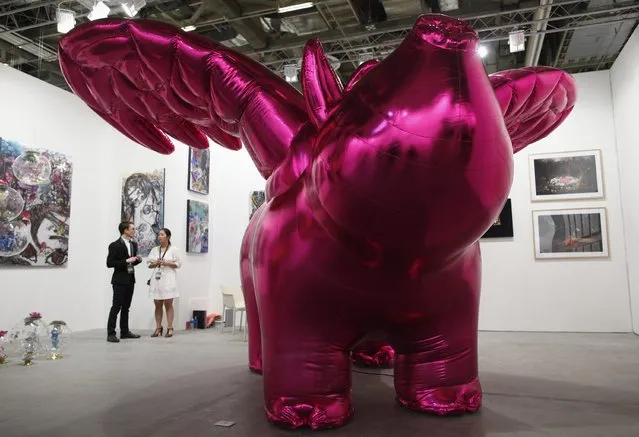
[532,208,608,259]
[529,150,603,201]
[482,199,513,239]
[188,148,210,194]
[250,190,266,220]
[0,138,73,267]
[121,169,165,256]
[186,200,209,253]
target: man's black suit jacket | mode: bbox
[107,238,143,285]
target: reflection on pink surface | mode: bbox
[59,13,576,430]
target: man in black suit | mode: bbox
[106,221,143,343]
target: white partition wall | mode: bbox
[0,65,214,332]
[0,61,637,333]
[479,71,632,332]
[611,26,639,334]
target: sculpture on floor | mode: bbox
[58,14,576,429]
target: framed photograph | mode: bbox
[186,200,209,253]
[482,199,513,239]
[529,150,603,201]
[187,148,210,194]
[532,208,609,259]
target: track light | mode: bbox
[88,1,110,21]
[509,30,526,53]
[277,2,314,14]
[122,0,146,17]
[477,45,488,58]
[56,8,75,34]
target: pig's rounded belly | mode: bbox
[310,137,513,259]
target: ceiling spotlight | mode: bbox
[56,8,76,34]
[277,2,314,14]
[283,64,298,83]
[181,25,197,32]
[122,0,146,17]
[477,45,488,58]
[88,1,110,21]
[509,30,526,53]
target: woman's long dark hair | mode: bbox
[159,228,172,247]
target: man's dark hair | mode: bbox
[119,221,133,235]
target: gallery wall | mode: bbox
[0,65,215,332]
[610,25,639,334]
[479,70,632,332]
[1,60,637,334]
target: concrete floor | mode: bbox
[0,329,638,437]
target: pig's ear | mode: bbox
[301,38,343,129]
[489,67,577,153]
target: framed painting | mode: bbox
[250,190,266,220]
[0,138,73,267]
[121,168,165,256]
[186,199,209,253]
[529,150,604,201]
[532,208,609,259]
[481,199,513,239]
[188,148,210,194]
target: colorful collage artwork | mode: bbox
[0,138,73,267]
[187,199,209,253]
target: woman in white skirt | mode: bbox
[147,228,181,338]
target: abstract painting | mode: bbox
[187,199,209,253]
[0,137,73,267]
[482,199,514,239]
[121,169,165,256]
[532,208,608,259]
[529,150,603,201]
[188,147,210,194]
[250,190,266,220]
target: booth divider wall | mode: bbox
[0,61,636,333]
[611,25,639,334]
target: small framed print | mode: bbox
[532,208,609,259]
[482,199,514,239]
[188,148,210,194]
[529,150,604,201]
[250,190,266,220]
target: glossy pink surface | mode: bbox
[59,14,576,430]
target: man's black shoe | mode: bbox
[121,332,141,339]
[107,335,120,343]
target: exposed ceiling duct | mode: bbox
[0,25,57,62]
[0,0,636,90]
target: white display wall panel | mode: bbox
[611,25,639,334]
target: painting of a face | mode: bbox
[121,169,165,256]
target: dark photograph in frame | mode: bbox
[529,150,603,201]
[482,198,514,239]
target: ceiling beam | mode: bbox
[203,0,268,49]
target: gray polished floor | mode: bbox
[0,329,638,437]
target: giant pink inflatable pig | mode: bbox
[58,14,576,430]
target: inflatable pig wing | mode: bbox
[58,14,576,431]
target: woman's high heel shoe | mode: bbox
[165,328,174,338]
[151,327,163,337]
